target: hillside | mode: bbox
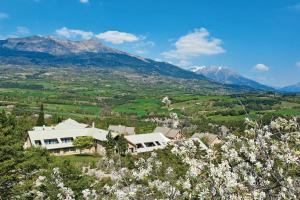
[280,82,300,93]
[190,66,274,91]
[0,36,207,80]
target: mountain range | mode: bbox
[280,82,300,93]
[0,36,207,80]
[1,36,298,93]
[189,66,275,91]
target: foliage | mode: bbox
[104,131,116,158]
[36,103,45,126]
[1,107,300,199]
[116,135,128,156]
[71,117,299,199]
[73,136,94,153]
[0,111,51,199]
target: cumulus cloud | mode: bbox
[56,27,93,40]
[253,64,269,72]
[79,0,89,3]
[55,27,141,44]
[0,12,9,20]
[95,31,140,44]
[162,28,225,61]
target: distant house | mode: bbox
[125,133,170,153]
[24,118,107,156]
[220,125,230,137]
[191,132,222,146]
[153,126,182,140]
[108,125,135,135]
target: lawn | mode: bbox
[52,154,101,168]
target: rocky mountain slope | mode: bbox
[190,66,274,91]
[0,36,207,80]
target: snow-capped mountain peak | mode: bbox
[189,65,274,91]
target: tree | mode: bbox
[73,136,94,154]
[116,135,128,156]
[0,113,50,199]
[88,117,300,199]
[52,114,63,124]
[36,104,45,126]
[0,109,7,124]
[104,131,116,158]
[162,96,171,108]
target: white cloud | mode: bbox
[55,27,141,45]
[177,60,191,67]
[296,61,300,68]
[128,40,155,55]
[95,31,140,44]
[56,27,93,40]
[16,26,30,35]
[0,12,9,20]
[162,28,225,61]
[79,0,89,3]
[253,64,269,72]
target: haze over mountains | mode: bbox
[280,82,300,93]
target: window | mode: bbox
[136,143,144,148]
[50,149,60,154]
[144,142,156,147]
[44,138,59,145]
[155,141,161,146]
[63,147,75,153]
[35,140,42,145]
[61,137,74,143]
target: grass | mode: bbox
[274,109,300,116]
[1,66,300,126]
[113,98,163,116]
[52,154,101,168]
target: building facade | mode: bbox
[24,118,107,156]
[24,119,171,155]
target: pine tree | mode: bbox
[52,114,63,124]
[36,104,45,126]
[105,131,116,158]
[116,135,128,155]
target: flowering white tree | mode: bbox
[162,96,171,108]
[90,117,300,199]
[18,118,300,199]
[170,112,179,128]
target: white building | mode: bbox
[25,118,171,155]
[24,118,108,156]
[125,133,170,153]
[108,125,135,135]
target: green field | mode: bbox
[1,65,300,134]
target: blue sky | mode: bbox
[0,0,300,87]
